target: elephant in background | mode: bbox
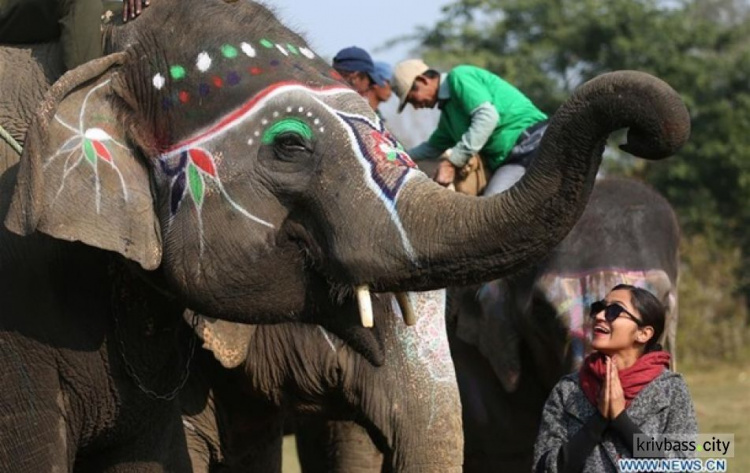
[0,42,63,169]
[450,177,681,472]
[0,0,690,469]
[181,290,458,473]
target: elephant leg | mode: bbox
[449,332,543,473]
[183,417,214,473]
[0,345,72,472]
[74,404,190,473]
[295,417,382,473]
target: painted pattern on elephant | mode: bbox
[45,79,128,213]
[158,81,418,255]
[393,291,454,383]
[538,268,672,367]
[149,38,324,109]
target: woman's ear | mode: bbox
[637,325,655,345]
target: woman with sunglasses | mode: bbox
[533,284,697,472]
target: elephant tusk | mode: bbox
[395,292,417,326]
[356,285,374,328]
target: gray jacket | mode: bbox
[533,370,698,472]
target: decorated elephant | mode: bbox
[450,177,681,472]
[181,290,456,473]
[0,0,689,470]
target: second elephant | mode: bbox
[181,291,459,473]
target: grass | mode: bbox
[282,435,301,473]
[682,362,750,472]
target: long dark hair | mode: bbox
[611,284,666,353]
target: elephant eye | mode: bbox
[275,132,309,153]
[262,118,314,157]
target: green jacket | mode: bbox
[427,65,547,171]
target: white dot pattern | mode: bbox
[241,42,256,58]
[152,73,166,90]
[196,52,212,72]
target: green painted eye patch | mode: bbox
[262,118,314,144]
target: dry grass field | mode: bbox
[683,362,750,472]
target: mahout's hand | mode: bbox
[123,0,150,22]
[434,159,457,187]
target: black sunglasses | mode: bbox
[589,300,644,326]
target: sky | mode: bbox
[265,0,449,144]
[265,0,448,66]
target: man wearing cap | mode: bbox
[332,46,388,104]
[392,60,548,195]
[371,61,393,114]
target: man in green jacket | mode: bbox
[392,59,548,195]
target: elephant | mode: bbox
[0,42,63,170]
[449,177,681,472]
[0,0,689,470]
[180,290,457,473]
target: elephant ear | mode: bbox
[4,53,162,269]
[190,311,256,369]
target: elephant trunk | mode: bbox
[350,291,463,473]
[372,71,689,292]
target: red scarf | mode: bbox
[579,351,671,408]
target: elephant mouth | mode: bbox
[309,279,421,367]
[313,290,405,367]
[355,285,416,328]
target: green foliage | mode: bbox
[405,0,750,362]
[678,234,750,366]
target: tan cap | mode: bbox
[392,59,430,113]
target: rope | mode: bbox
[0,125,23,156]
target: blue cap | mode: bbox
[332,46,385,86]
[372,61,393,85]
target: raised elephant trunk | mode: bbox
[374,71,689,292]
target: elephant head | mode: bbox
[183,290,462,473]
[4,0,690,335]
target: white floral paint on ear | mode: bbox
[45,79,130,214]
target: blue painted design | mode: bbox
[159,149,188,177]
[227,71,241,85]
[171,172,186,214]
[198,83,211,97]
[337,113,416,203]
